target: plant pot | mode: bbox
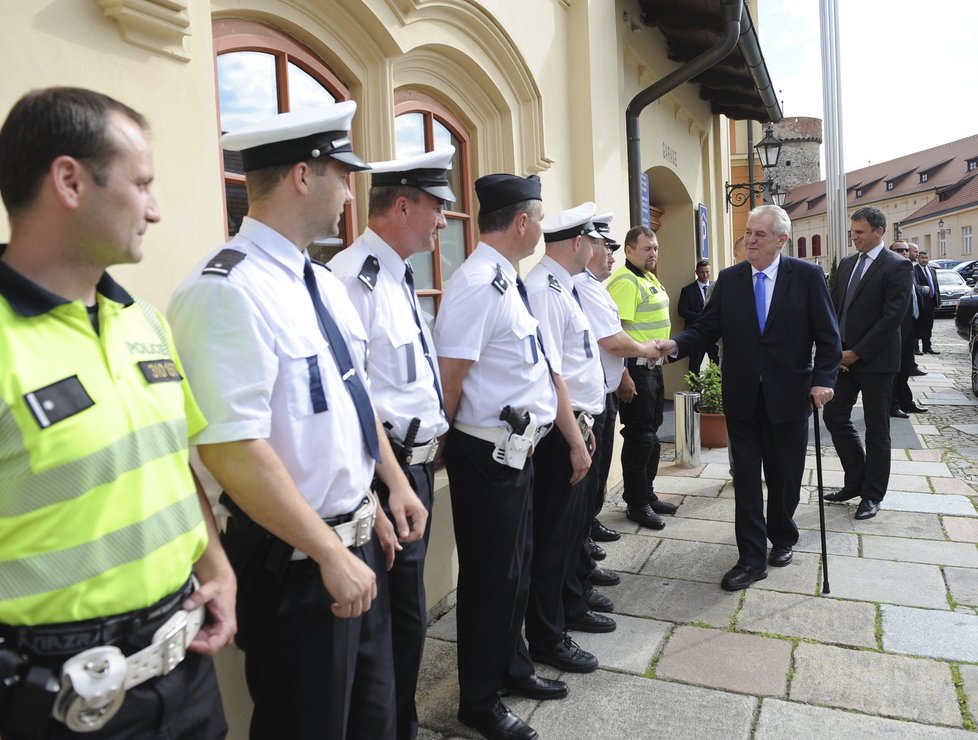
[700,412,728,448]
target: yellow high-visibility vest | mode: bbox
[606,264,671,341]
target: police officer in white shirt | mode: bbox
[571,213,661,615]
[168,102,428,740]
[328,147,453,740]
[434,174,567,740]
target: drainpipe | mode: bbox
[627,0,782,226]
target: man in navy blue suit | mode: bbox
[677,259,720,373]
[656,205,841,591]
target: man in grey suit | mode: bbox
[824,207,912,520]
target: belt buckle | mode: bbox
[353,499,375,547]
[157,612,190,676]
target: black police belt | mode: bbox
[0,578,203,734]
[290,494,376,561]
[453,418,553,470]
[631,356,664,368]
[387,436,439,466]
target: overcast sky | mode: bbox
[758,0,978,174]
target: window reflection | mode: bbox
[288,62,336,110]
[217,52,278,133]
[440,219,466,279]
[407,251,435,291]
[395,113,425,158]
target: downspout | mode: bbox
[627,0,783,226]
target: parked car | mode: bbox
[970,313,978,397]
[933,259,962,270]
[955,294,978,339]
[954,259,978,286]
[936,269,974,315]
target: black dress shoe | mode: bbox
[890,406,909,419]
[588,539,606,561]
[768,546,793,567]
[926,349,941,355]
[914,349,923,356]
[905,404,928,413]
[824,489,859,502]
[566,610,616,633]
[530,634,598,673]
[588,566,620,586]
[909,368,928,377]
[458,701,539,740]
[855,498,880,520]
[626,504,666,530]
[721,564,768,591]
[502,674,568,701]
[584,588,614,613]
[649,498,679,516]
[590,519,621,542]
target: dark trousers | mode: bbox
[235,539,395,740]
[618,364,664,508]
[726,389,807,569]
[524,426,589,650]
[376,462,434,740]
[445,428,534,711]
[823,366,894,503]
[916,306,936,351]
[567,409,608,621]
[892,330,915,411]
[597,391,619,501]
[688,342,720,375]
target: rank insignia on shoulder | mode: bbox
[548,275,562,292]
[491,264,509,294]
[358,256,380,291]
[202,248,246,277]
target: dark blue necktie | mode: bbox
[754,272,767,334]
[404,262,445,412]
[303,260,381,462]
[516,276,553,373]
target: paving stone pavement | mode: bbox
[419,321,978,738]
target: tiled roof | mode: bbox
[783,134,978,219]
[902,173,978,224]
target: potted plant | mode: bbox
[684,361,727,448]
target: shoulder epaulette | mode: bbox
[491,264,509,294]
[202,248,246,277]
[548,274,562,293]
[358,255,380,291]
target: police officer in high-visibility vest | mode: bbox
[606,226,677,530]
[0,87,236,740]
[168,102,428,739]
[328,147,453,740]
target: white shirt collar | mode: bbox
[239,216,307,278]
[861,242,886,261]
[540,254,576,291]
[751,252,782,280]
[476,241,518,280]
[360,227,408,281]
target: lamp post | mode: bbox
[938,218,949,257]
[725,124,785,211]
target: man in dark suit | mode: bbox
[677,259,720,373]
[823,207,912,520]
[656,205,840,591]
[889,241,927,418]
[915,250,941,354]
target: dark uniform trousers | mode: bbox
[823,364,895,504]
[232,532,395,740]
[375,461,435,740]
[445,428,534,712]
[726,386,806,569]
[524,427,589,650]
[598,392,620,497]
[618,363,664,508]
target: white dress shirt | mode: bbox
[329,228,448,444]
[573,269,627,394]
[168,216,374,517]
[434,242,557,428]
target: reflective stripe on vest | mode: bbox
[606,270,671,341]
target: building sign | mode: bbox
[697,203,709,260]
[640,172,650,228]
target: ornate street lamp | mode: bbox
[725,124,784,211]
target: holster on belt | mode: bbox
[219,492,294,585]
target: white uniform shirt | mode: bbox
[525,256,605,414]
[168,216,373,518]
[434,241,557,428]
[573,269,627,394]
[329,228,448,444]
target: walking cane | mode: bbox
[811,398,830,594]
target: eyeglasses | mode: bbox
[894,248,909,253]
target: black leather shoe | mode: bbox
[566,610,616,633]
[649,498,679,516]
[588,539,606,561]
[926,349,941,355]
[824,489,859,502]
[905,404,928,413]
[584,588,614,613]
[590,519,621,542]
[530,634,598,673]
[589,566,620,586]
[890,406,909,419]
[626,504,666,530]
[914,349,923,356]
[458,701,539,740]
[909,368,928,377]
[768,546,793,567]
[721,564,767,591]
[502,674,568,701]
[855,498,880,520]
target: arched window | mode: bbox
[812,234,822,257]
[394,91,475,318]
[213,19,358,250]
[797,236,807,258]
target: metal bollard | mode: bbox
[674,391,701,468]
